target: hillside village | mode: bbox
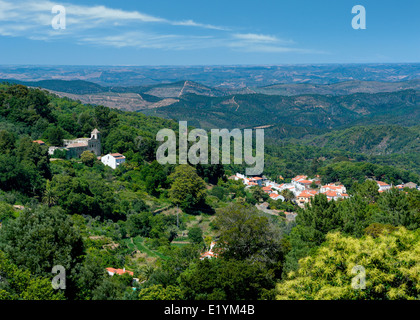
[232,172,420,210]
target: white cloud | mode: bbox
[0,0,224,30]
[233,33,279,42]
[0,0,324,55]
[172,20,229,31]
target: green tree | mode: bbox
[42,180,58,207]
[42,126,67,147]
[352,180,380,204]
[81,150,96,167]
[126,212,153,237]
[138,284,183,300]
[213,203,285,266]
[0,206,84,299]
[169,165,207,211]
[373,187,419,229]
[0,130,15,154]
[251,186,269,203]
[179,258,276,300]
[0,251,64,300]
[281,189,295,202]
[283,193,342,274]
[188,226,203,245]
[277,228,420,300]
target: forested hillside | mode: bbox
[0,83,419,301]
[144,89,420,129]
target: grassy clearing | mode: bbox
[170,242,190,248]
[132,236,169,260]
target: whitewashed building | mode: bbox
[376,181,391,191]
[101,153,126,169]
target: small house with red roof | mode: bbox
[101,153,126,169]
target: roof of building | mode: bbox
[404,182,417,188]
[200,252,216,259]
[91,128,100,134]
[377,181,390,186]
[106,267,134,276]
[298,191,316,198]
[298,180,313,184]
[66,142,89,148]
[109,153,125,158]
[33,140,45,145]
[322,184,344,189]
[324,191,337,197]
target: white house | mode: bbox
[269,193,285,201]
[101,153,126,169]
[320,183,347,194]
[376,181,391,191]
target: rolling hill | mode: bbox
[301,125,420,155]
[142,89,420,130]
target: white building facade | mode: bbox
[101,153,126,169]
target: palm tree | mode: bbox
[42,180,58,207]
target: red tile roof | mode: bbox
[298,180,313,184]
[200,251,216,259]
[324,191,337,197]
[299,191,315,198]
[110,153,125,157]
[106,267,134,276]
[292,175,307,181]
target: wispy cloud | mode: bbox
[233,33,289,43]
[0,0,323,55]
[172,20,229,31]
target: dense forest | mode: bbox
[0,83,419,300]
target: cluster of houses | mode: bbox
[232,173,419,208]
[33,128,126,170]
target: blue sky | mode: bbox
[0,0,418,65]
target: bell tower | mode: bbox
[89,128,101,155]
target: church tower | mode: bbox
[89,128,101,156]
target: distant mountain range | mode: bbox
[2,75,419,131]
[1,63,419,88]
[143,89,420,130]
[253,80,420,96]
